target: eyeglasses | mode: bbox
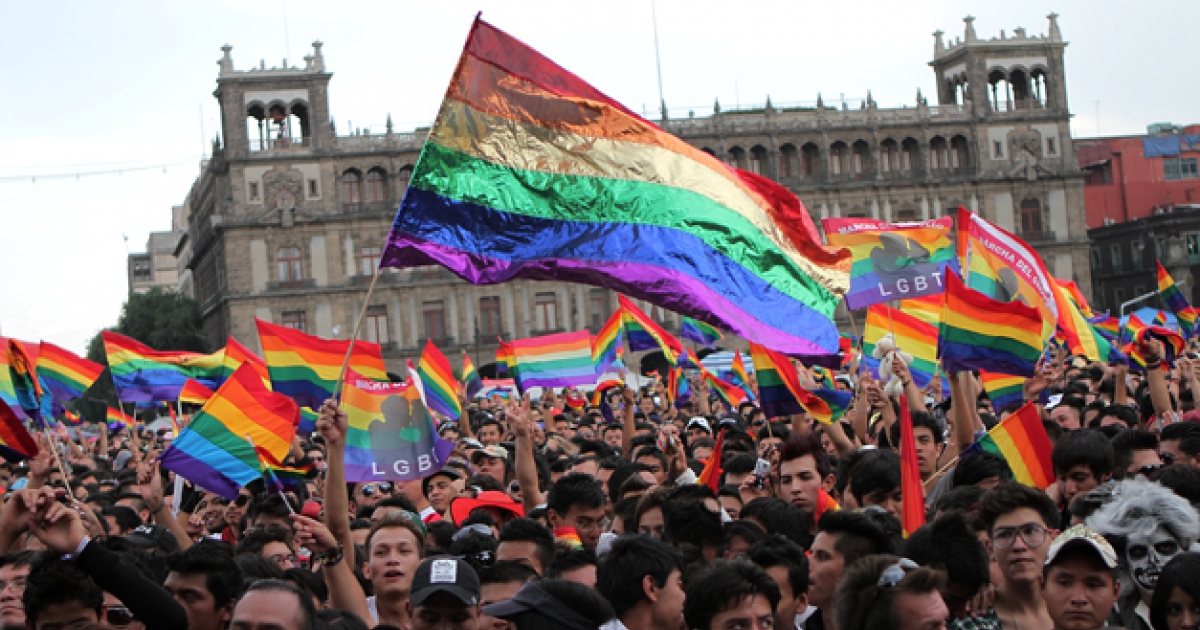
[992,523,1049,550]
[0,577,27,594]
[864,558,918,622]
[106,606,135,627]
[265,553,299,567]
[573,516,612,533]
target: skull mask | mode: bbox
[1124,525,1184,595]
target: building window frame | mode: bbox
[281,310,307,333]
[1164,157,1199,181]
[358,246,381,277]
[365,305,389,345]
[277,246,303,282]
[534,292,559,332]
[423,300,446,341]
[479,296,502,336]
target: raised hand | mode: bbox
[507,394,533,439]
[316,399,349,448]
[136,461,165,513]
[28,499,88,554]
[291,514,338,554]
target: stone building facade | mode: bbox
[178,15,1090,373]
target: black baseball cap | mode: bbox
[482,581,595,630]
[410,558,481,607]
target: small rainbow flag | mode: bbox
[813,488,841,523]
[811,365,834,387]
[36,342,104,402]
[695,428,724,492]
[418,340,462,420]
[462,352,483,399]
[1122,313,1150,345]
[727,351,754,400]
[62,410,82,426]
[980,371,1025,412]
[179,379,216,406]
[256,319,388,409]
[106,406,136,428]
[0,338,22,420]
[1127,325,1185,368]
[0,401,39,462]
[748,342,831,422]
[618,296,684,365]
[495,339,518,380]
[553,527,583,551]
[7,339,51,424]
[102,332,224,403]
[1153,311,1168,326]
[159,363,300,500]
[511,331,598,390]
[810,387,853,424]
[898,396,926,536]
[863,305,939,390]
[965,401,1054,489]
[1088,313,1120,341]
[592,310,625,373]
[823,216,960,310]
[702,368,749,411]
[1158,262,1196,338]
[680,317,724,349]
[938,272,1043,378]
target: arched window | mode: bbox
[779,144,798,179]
[880,140,899,174]
[398,166,413,192]
[989,70,1012,112]
[366,169,387,203]
[801,143,820,177]
[1020,198,1044,238]
[728,147,747,170]
[851,141,870,179]
[1030,69,1049,108]
[901,138,919,172]
[929,137,949,171]
[829,142,849,176]
[1010,69,1030,110]
[277,247,302,282]
[950,135,969,174]
[341,170,362,212]
[749,146,768,176]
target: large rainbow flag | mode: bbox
[219,336,271,386]
[377,17,850,360]
[822,216,959,309]
[1158,262,1197,338]
[511,331,597,390]
[102,332,223,403]
[898,294,943,326]
[417,340,461,420]
[964,401,1054,489]
[863,305,939,390]
[36,342,104,403]
[341,370,454,482]
[179,379,216,406]
[0,401,38,462]
[938,272,1043,378]
[255,319,388,409]
[159,363,300,500]
[957,208,1057,340]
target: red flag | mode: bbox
[696,429,725,492]
[898,395,926,536]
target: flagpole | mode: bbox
[332,264,383,403]
[41,427,76,501]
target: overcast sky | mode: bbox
[2,0,1197,355]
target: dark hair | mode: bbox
[953,451,1013,488]
[663,498,723,552]
[746,535,808,596]
[903,514,990,593]
[545,549,596,579]
[240,579,317,630]
[166,540,245,607]
[836,554,946,630]
[1111,429,1160,479]
[1051,429,1115,479]
[607,463,653,501]
[1042,419,1064,445]
[684,560,781,630]
[722,453,757,476]
[425,520,457,552]
[236,554,285,581]
[547,473,605,518]
[0,550,39,571]
[477,560,538,586]
[739,498,811,546]
[100,505,142,534]
[1156,464,1200,505]
[817,510,895,565]
[247,493,298,523]
[850,449,901,505]
[935,485,986,522]
[22,554,104,627]
[979,481,1061,533]
[617,475,653,502]
[316,608,371,630]
[283,566,329,604]
[833,449,868,499]
[889,410,943,446]
[502,579,616,630]
[723,520,768,555]
[1092,405,1138,429]
[597,535,686,617]
[374,495,419,514]
[449,530,499,574]
[633,447,668,473]
[498,518,555,573]
[779,432,831,478]
[1162,422,1200,458]
[1150,552,1200,630]
[235,524,293,558]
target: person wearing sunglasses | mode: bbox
[950,482,1061,630]
[1111,430,1164,480]
[836,555,948,630]
[352,481,394,513]
[221,490,253,545]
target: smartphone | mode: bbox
[653,396,662,406]
[752,458,771,489]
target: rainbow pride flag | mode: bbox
[980,371,1025,413]
[511,331,597,390]
[1159,262,1196,337]
[495,339,518,380]
[748,342,831,422]
[256,319,387,409]
[107,406,136,428]
[938,272,1043,378]
[1057,279,1096,319]
[179,379,216,406]
[219,336,271,387]
[377,17,851,359]
[727,351,754,400]
[36,342,104,402]
[7,339,51,424]
[810,387,853,424]
[0,401,38,462]
[341,370,454,482]
[823,216,959,309]
[102,332,223,403]
[618,296,684,365]
[1121,314,1150,345]
[702,368,749,411]
[680,317,724,349]
[159,363,300,500]
[1088,313,1120,341]
[418,340,461,420]
[592,310,625,373]
[1054,282,1126,365]
[899,294,943,326]
[863,305,939,390]
[298,407,318,438]
[462,352,483,399]
[965,401,1054,489]
[695,429,724,492]
[0,339,22,420]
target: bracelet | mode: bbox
[1145,360,1163,370]
[315,545,344,566]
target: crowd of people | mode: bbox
[2,337,1200,630]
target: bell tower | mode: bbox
[213,41,334,159]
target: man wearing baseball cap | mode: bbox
[1041,525,1121,630]
[408,557,482,630]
